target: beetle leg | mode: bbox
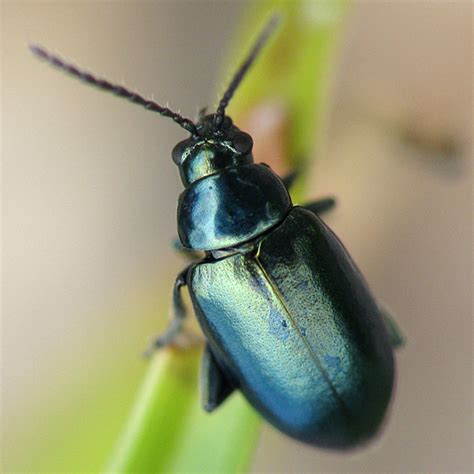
[200,344,235,412]
[303,197,337,216]
[380,306,405,348]
[281,169,299,190]
[281,168,336,215]
[143,265,193,356]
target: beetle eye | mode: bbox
[172,140,188,165]
[222,116,233,129]
[233,132,253,154]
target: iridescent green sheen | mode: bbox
[188,207,394,448]
[171,114,395,447]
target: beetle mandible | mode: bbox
[31,16,402,449]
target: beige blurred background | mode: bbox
[2,1,472,473]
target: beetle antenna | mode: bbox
[214,14,280,129]
[29,44,197,134]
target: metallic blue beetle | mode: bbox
[31,17,402,449]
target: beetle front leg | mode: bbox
[281,170,336,216]
[303,197,337,216]
[144,265,193,357]
[281,169,298,190]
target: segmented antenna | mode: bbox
[214,15,280,129]
[29,45,197,134]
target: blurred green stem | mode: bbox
[106,348,261,473]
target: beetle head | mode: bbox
[171,114,254,186]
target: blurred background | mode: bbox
[2,1,472,473]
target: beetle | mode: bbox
[31,16,402,449]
